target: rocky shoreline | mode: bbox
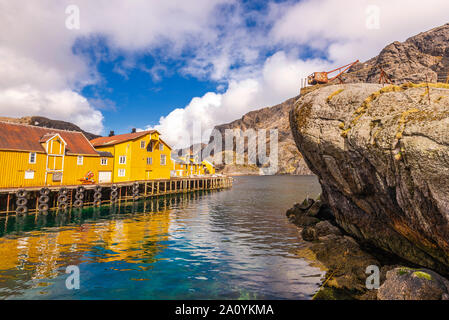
[287,197,449,300]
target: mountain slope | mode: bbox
[0,116,100,140]
[209,96,312,175]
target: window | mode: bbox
[77,156,83,165]
[118,169,126,177]
[119,156,126,164]
[29,152,36,164]
[140,140,145,149]
[101,158,108,165]
[160,154,166,165]
[53,172,62,182]
[147,157,152,165]
[159,143,164,151]
[24,170,34,179]
[147,143,153,152]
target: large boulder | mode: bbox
[378,267,449,300]
[290,82,449,275]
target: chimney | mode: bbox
[109,130,115,137]
[131,128,136,133]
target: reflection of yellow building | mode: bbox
[0,122,112,187]
[91,130,173,182]
[0,208,171,282]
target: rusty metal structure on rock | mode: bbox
[307,60,359,85]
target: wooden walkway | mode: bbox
[0,176,233,215]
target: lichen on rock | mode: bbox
[378,267,449,300]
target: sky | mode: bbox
[1,0,449,148]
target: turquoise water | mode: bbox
[0,176,323,300]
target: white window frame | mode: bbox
[29,152,36,164]
[159,143,164,151]
[101,158,108,165]
[160,154,166,165]
[141,140,146,149]
[77,155,83,165]
[118,169,126,177]
[119,155,126,164]
[147,157,152,165]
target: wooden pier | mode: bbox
[0,176,233,215]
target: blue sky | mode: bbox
[75,0,297,136]
[1,0,448,148]
[81,54,218,134]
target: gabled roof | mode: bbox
[202,160,215,167]
[97,151,114,157]
[158,138,172,150]
[0,122,99,155]
[90,130,158,147]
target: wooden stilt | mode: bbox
[6,193,10,214]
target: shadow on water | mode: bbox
[0,176,324,300]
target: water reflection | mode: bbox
[0,176,324,300]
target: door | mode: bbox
[98,171,112,183]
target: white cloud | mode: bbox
[150,51,331,148]
[0,0,230,134]
[271,0,449,64]
[0,86,103,134]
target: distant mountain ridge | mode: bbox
[345,23,449,84]
[0,116,100,140]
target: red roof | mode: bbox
[0,122,99,155]
[90,130,158,147]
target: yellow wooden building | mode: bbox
[0,122,112,188]
[171,157,188,177]
[90,129,173,182]
[171,155,216,177]
[202,160,216,175]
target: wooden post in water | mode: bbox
[6,193,10,214]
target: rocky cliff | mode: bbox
[345,23,449,84]
[209,96,312,175]
[290,82,449,274]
